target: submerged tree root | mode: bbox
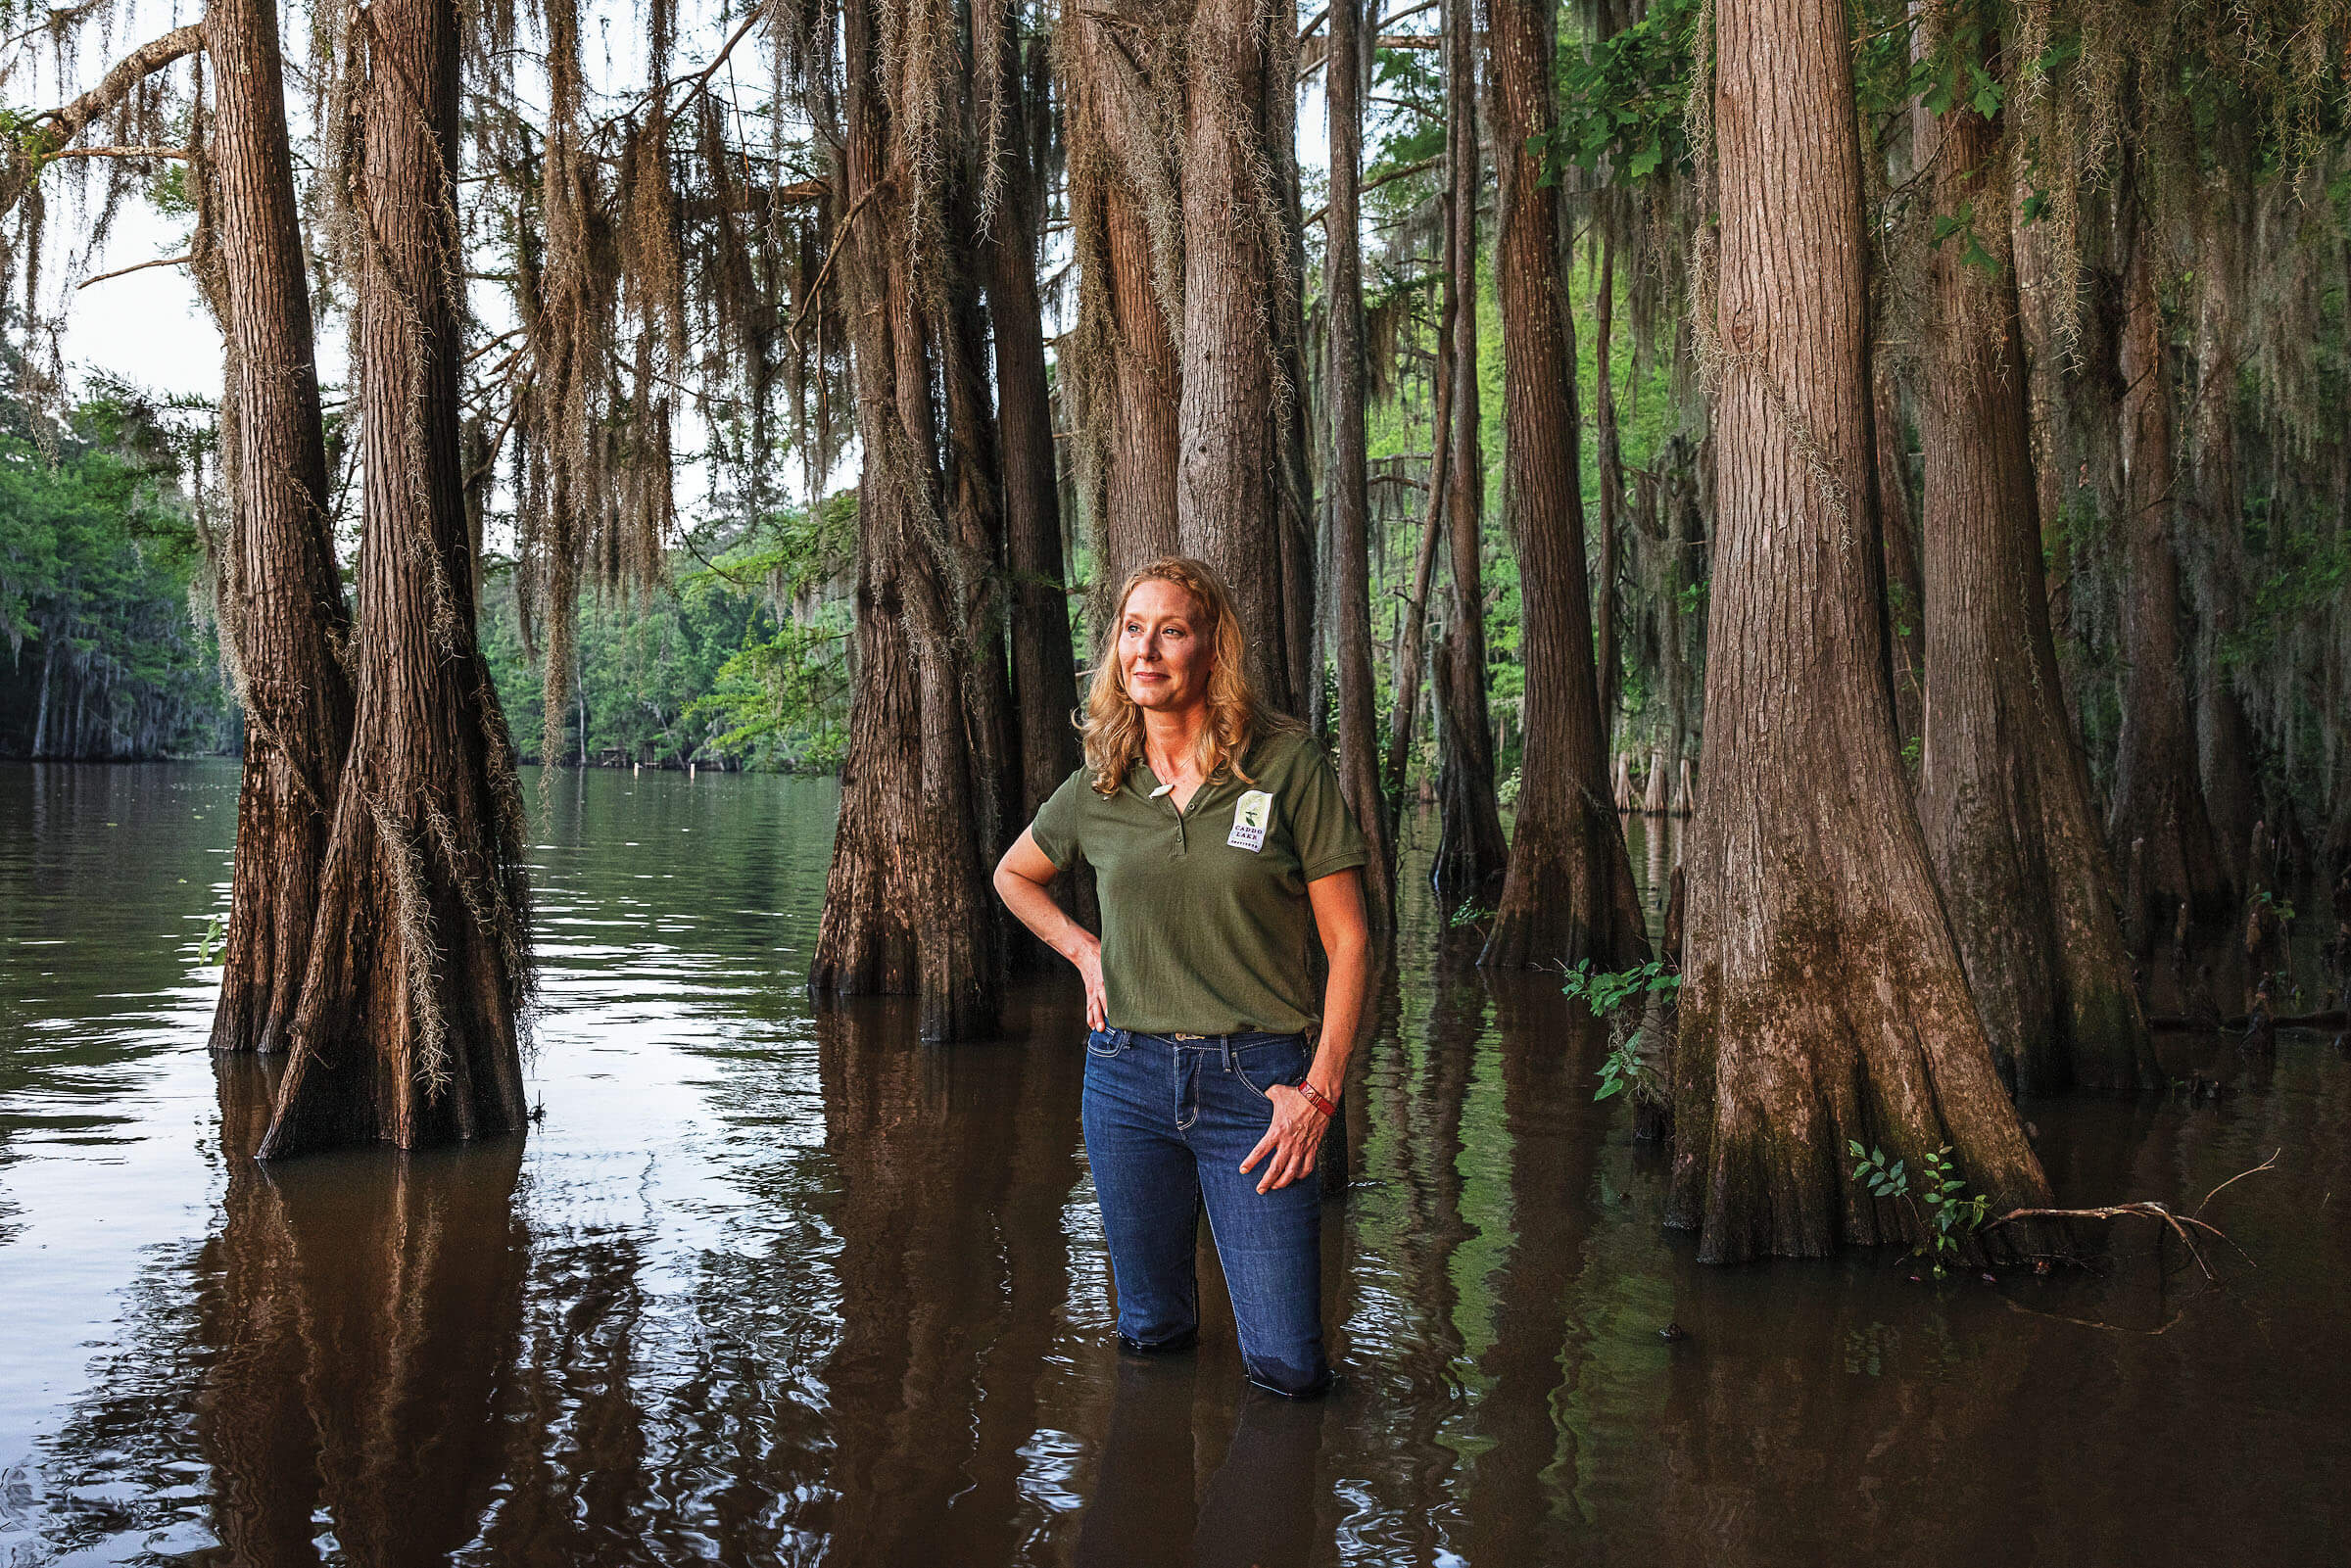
[1981,1150,2280,1282]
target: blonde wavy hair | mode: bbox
[1080,556,1290,795]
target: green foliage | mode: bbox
[1594,1034,1647,1101]
[1448,899,1495,930]
[1928,199,2001,278]
[1550,0,1700,186]
[481,494,858,771]
[1560,956,1681,1019]
[1848,1141,1992,1279]
[0,393,229,757]
[1566,960,1683,1103]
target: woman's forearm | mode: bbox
[1308,932,1368,1100]
[994,867,1094,965]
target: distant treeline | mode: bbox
[482,495,862,773]
[0,398,233,761]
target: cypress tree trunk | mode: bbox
[2190,192,2260,886]
[1431,0,1510,904]
[941,181,1020,875]
[1064,18,1182,599]
[1666,0,2053,1262]
[2109,162,2231,946]
[810,0,1000,1043]
[200,0,355,1059]
[1323,0,1396,927]
[1593,227,1625,742]
[1176,0,1304,713]
[1911,76,2157,1094]
[1385,357,1451,809]
[988,17,1081,828]
[260,0,530,1157]
[1479,0,1646,969]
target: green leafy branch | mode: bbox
[1565,960,1683,1103]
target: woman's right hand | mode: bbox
[1074,937,1107,1030]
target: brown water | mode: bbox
[2,760,2346,1566]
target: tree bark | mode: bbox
[202,0,357,1060]
[1593,226,1625,743]
[1063,14,1182,608]
[258,0,529,1157]
[809,0,1000,1042]
[1323,0,1397,928]
[942,174,1021,877]
[1384,370,1451,810]
[1430,0,1510,906]
[2109,162,2231,947]
[1871,356,1925,745]
[1910,76,2156,1094]
[1666,0,2054,1262]
[1175,0,1305,713]
[990,9,1080,831]
[1478,0,1646,969]
[2189,193,2259,887]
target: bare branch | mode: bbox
[34,24,206,149]
[76,252,192,288]
[40,145,190,163]
[1304,156,1439,227]
[2195,1149,2282,1218]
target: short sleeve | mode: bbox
[1029,766,1093,869]
[1286,737,1369,882]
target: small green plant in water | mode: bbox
[1594,1034,1647,1101]
[1565,961,1683,1103]
[198,914,224,965]
[1449,900,1496,931]
[1848,1141,1992,1279]
[1561,958,1681,1019]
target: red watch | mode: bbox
[1296,1080,1337,1118]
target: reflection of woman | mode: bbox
[994,557,1369,1399]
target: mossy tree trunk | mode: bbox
[260,0,530,1157]
[987,12,1081,829]
[201,0,356,1059]
[1174,0,1309,714]
[1666,0,2054,1262]
[1324,0,1396,927]
[2108,152,2232,948]
[810,0,1000,1042]
[1911,67,2157,1094]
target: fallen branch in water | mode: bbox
[1981,1150,2281,1283]
[1984,1203,2233,1280]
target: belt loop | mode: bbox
[1221,1034,1233,1072]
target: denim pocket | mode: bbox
[1085,1027,1123,1058]
[1232,1037,1309,1099]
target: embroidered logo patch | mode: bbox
[1227,789,1272,852]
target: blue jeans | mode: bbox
[1081,1026,1330,1399]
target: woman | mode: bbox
[993,556,1370,1400]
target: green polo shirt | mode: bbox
[1029,727,1369,1036]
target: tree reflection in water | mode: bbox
[196,1055,529,1564]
